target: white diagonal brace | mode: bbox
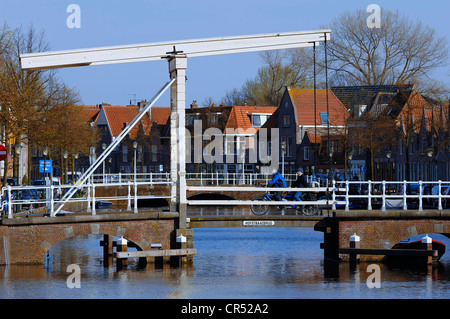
[52,78,175,216]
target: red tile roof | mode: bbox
[288,88,349,126]
[150,106,171,126]
[75,105,101,124]
[100,106,171,139]
[225,105,277,133]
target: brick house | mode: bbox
[95,103,170,175]
[262,87,350,177]
[332,84,450,181]
[184,102,277,177]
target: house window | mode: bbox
[281,136,293,157]
[151,145,157,162]
[283,115,291,127]
[252,115,261,126]
[122,145,128,162]
[320,112,329,124]
[138,145,142,162]
[304,146,309,161]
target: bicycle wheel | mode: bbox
[301,205,320,216]
[250,196,270,215]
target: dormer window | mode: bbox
[251,113,270,127]
[320,112,329,124]
[252,114,261,126]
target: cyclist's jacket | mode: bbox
[268,171,287,188]
[292,174,308,188]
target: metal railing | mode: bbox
[1,178,174,219]
[2,178,449,218]
[184,179,450,212]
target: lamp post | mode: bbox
[15,143,23,185]
[427,147,433,181]
[43,146,49,181]
[386,149,392,181]
[329,146,334,184]
[73,152,78,183]
[281,141,286,176]
[240,141,246,185]
[108,157,112,175]
[133,141,138,182]
[63,151,69,184]
[348,152,353,181]
[42,146,49,204]
[102,143,106,183]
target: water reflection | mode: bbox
[0,211,450,298]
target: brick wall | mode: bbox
[338,218,450,261]
[0,213,176,265]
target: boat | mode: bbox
[385,238,446,264]
[95,200,113,209]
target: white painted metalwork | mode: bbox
[2,180,450,218]
[51,79,175,216]
[18,29,331,222]
[20,30,330,70]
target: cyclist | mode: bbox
[292,168,308,201]
[267,168,287,202]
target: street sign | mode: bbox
[0,144,7,161]
[39,160,52,173]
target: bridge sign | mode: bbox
[0,144,7,161]
[39,160,52,173]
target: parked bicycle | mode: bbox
[250,189,320,216]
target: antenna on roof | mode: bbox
[128,93,137,105]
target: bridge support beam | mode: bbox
[168,55,190,261]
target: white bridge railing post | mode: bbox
[381,181,386,212]
[345,180,349,212]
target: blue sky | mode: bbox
[1,0,449,106]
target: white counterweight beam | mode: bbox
[20,30,330,70]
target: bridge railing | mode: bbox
[85,171,329,187]
[1,179,174,218]
[185,180,450,212]
[1,179,449,218]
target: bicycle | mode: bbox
[250,189,320,216]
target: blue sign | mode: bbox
[39,160,52,173]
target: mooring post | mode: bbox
[421,234,433,265]
[102,234,114,267]
[116,237,128,270]
[349,233,360,266]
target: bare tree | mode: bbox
[242,49,317,106]
[325,8,448,86]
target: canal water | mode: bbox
[1,208,450,300]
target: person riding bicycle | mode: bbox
[292,168,308,201]
[267,168,287,201]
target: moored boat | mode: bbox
[385,238,446,264]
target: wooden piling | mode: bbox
[349,234,360,267]
[116,237,128,270]
[421,234,433,265]
[102,234,114,267]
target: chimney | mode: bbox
[137,100,147,110]
[191,100,198,109]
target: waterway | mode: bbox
[1,208,450,300]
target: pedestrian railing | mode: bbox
[1,179,449,218]
[1,179,174,219]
